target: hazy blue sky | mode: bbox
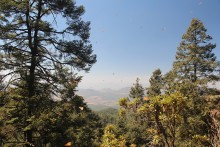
[75,0,220,90]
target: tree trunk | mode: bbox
[25,0,42,146]
[193,63,197,83]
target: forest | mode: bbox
[0,0,220,147]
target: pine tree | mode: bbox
[129,78,144,100]
[170,18,220,146]
[147,69,163,97]
[33,95,102,146]
[0,0,96,146]
[173,18,219,85]
[117,79,149,146]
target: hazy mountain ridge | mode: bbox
[76,87,130,108]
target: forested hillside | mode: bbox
[0,0,220,147]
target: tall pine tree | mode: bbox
[0,0,96,146]
[173,18,219,85]
[171,18,220,146]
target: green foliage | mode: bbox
[0,0,97,146]
[129,78,145,101]
[147,92,189,146]
[101,124,126,147]
[116,80,149,146]
[155,18,220,146]
[32,96,102,147]
[97,108,118,126]
[114,18,220,147]
[170,18,220,146]
[119,97,129,109]
[173,18,220,84]
[0,3,219,146]
[147,69,163,97]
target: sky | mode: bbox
[75,0,220,90]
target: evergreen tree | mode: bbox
[167,18,220,146]
[0,0,96,146]
[173,18,219,85]
[117,79,149,146]
[163,70,178,94]
[147,69,163,97]
[129,78,144,100]
[33,95,102,147]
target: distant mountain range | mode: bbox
[76,87,130,110]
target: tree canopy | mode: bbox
[173,18,220,85]
[0,0,97,146]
